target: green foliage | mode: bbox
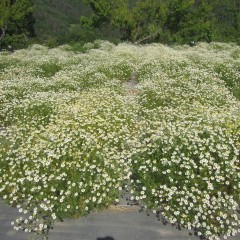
[127,0,167,42]
[211,0,240,42]
[69,24,121,45]
[165,0,194,33]
[0,0,34,49]
[81,0,168,43]
[110,0,134,40]
[33,0,91,41]
[32,0,240,45]
[166,0,213,43]
[182,1,213,42]
[82,0,113,26]
[63,42,89,53]
[214,62,240,100]
[43,37,59,48]
[35,62,62,78]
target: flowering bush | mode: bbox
[0,41,239,239]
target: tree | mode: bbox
[110,0,134,41]
[80,0,167,43]
[0,0,34,46]
[81,0,113,28]
[165,0,194,34]
[165,0,214,43]
[178,0,214,42]
[211,0,240,42]
[127,0,167,43]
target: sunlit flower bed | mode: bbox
[0,40,240,240]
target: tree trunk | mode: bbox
[136,31,160,44]
[0,26,6,41]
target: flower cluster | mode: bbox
[0,40,239,239]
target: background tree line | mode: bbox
[0,0,239,49]
[77,0,240,45]
[0,0,35,49]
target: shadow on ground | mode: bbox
[97,237,115,240]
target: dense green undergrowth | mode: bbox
[0,41,240,240]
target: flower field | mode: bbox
[0,41,240,240]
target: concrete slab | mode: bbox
[1,201,240,240]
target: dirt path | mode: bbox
[123,72,139,95]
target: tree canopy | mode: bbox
[1,0,240,48]
[79,0,240,44]
[0,0,34,48]
[80,0,167,43]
